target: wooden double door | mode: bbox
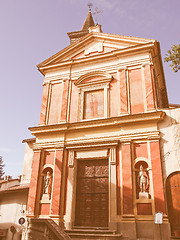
[166,172,180,236]
[75,159,109,227]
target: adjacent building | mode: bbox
[0,177,29,240]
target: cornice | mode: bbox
[43,58,151,84]
[29,111,165,136]
[38,42,155,75]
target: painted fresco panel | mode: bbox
[83,90,104,119]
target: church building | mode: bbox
[24,9,180,240]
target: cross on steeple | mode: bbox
[81,5,95,31]
[88,2,93,11]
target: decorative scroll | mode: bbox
[69,151,75,167]
[109,147,116,165]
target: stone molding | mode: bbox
[29,111,165,136]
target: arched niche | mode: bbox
[134,158,150,199]
[41,166,53,201]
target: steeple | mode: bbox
[67,9,97,44]
[81,9,95,31]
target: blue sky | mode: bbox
[0,0,179,177]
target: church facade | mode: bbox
[25,10,178,240]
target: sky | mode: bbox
[0,0,179,177]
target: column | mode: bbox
[150,141,166,213]
[26,151,41,216]
[50,149,63,217]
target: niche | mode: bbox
[135,160,150,199]
[41,167,53,201]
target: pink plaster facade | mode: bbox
[38,66,159,125]
[26,24,171,239]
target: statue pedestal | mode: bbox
[42,193,50,201]
[139,192,149,199]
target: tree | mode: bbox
[164,44,180,72]
[0,156,5,179]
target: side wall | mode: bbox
[158,108,180,180]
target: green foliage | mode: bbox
[164,44,180,72]
[0,156,5,180]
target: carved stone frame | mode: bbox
[74,71,113,121]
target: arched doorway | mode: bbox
[166,171,180,236]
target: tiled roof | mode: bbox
[0,185,29,194]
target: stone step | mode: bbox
[72,226,109,229]
[66,229,116,235]
[65,228,125,240]
[68,233,123,240]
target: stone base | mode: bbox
[117,221,171,240]
[64,220,171,240]
[64,221,73,230]
[118,221,136,240]
[139,192,149,199]
[42,193,50,201]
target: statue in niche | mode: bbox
[43,171,52,200]
[138,165,149,197]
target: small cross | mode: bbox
[88,2,93,11]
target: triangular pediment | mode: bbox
[37,32,156,72]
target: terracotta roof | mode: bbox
[0,185,29,194]
[81,9,95,31]
[169,104,180,108]
[22,137,36,143]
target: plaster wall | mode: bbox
[158,108,180,180]
[0,191,28,240]
[21,142,34,185]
